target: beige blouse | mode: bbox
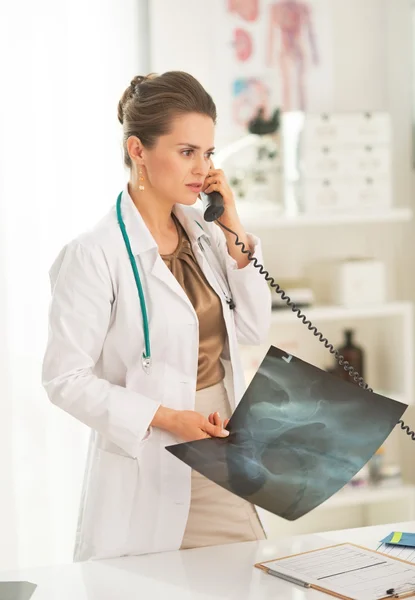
[161,215,227,391]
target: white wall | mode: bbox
[386,0,415,487]
[148,0,414,316]
[0,0,149,571]
[149,0,393,141]
[327,0,388,111]
[149,0,415,534]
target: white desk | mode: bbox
[1,521,415,599]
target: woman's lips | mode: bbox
[186,183,203,192]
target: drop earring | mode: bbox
[139,167,145,191]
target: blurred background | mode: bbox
[1,0,415,572]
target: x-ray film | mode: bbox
[167,346,407,520]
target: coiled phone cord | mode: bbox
[217,219,415,442]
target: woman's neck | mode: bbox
[128,179,174,237]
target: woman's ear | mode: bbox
[127,136,145,166]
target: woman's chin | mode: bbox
[176,193,200,206]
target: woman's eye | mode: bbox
[181,149,215,158]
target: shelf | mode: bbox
[316,484,415,510]
[375,390,407,404]
[270,301,413,324]
[238,205,412,229]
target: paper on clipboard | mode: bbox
[377,542,415,564]
[255,543,415,599]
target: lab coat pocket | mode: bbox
[87,448,139,558]
[125,358,166,403]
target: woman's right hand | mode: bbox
[152,406,230,442]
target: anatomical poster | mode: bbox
[212,0,334,141]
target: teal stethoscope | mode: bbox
[116,191,234,373]
[116,192,152,371]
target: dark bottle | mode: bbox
[336,328,365,385]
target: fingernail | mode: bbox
[222,429,229,436]
[216,412,220,418]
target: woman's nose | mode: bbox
[193,157,209,176]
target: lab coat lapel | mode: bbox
[173,205,224,302]
[149,255,194,313]
[120,186,158,264]
[120,188,196,314]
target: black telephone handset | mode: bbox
[205,190,415,442]
[201,190,225,222]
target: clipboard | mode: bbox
[254,543,415,599]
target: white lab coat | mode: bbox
[42,184,271,561]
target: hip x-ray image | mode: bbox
[167,346,407,520]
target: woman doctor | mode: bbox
[42,71,271,561]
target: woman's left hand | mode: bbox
[202,160,251,268]
[208,411,230,431]
[202,161,236,213]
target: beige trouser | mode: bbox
[180,380,266,550]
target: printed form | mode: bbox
[377,543,415,564]
[261,543,415,599]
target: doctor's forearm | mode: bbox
[218,208,252,269]
[151,405,175,430]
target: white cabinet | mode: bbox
[300,177,392,214]
[285,111,394,213]
[237,204,414,539]
[302,146,352,178]
[301,144,391,181]
[240,300,414,408]
[302,112,392,147]
[348,145,391,178]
